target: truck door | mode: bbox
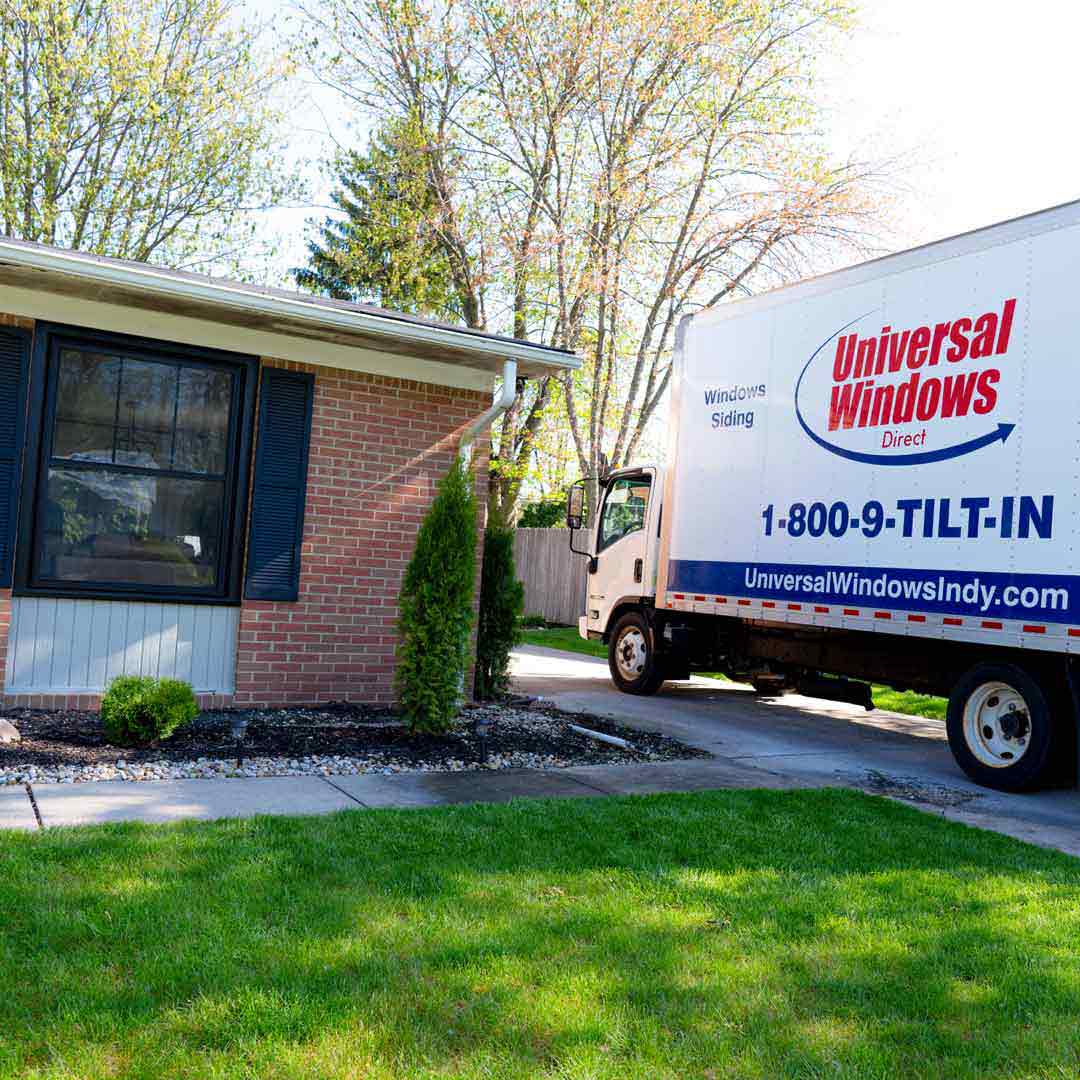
[587,471,655,635]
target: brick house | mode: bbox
[0,239,576,709]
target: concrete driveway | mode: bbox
[511,645,1080,856]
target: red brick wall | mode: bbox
[233,360,491,707]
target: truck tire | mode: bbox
[946,663,1059,792]
[608,611,666,695]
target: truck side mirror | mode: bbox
[566,480,587,531]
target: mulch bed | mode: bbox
[0,699,707,772]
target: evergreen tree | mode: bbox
[396,457,478,733]
[474,519,525,700]
[293,118,464,320]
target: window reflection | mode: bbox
[37,344,236,593]
[52,349,231,474]
[599,476,651,550]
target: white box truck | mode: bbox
[566,200,1080,792]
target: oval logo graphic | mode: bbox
[793,304,1017,466]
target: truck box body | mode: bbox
[657,200,1080,655]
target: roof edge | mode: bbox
[0,238,579,371]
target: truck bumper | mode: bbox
[578,615,589,641]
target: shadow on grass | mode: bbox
[2,788,1079,1078]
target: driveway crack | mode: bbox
[24,783,43,829]
[558,773,613,795]
[320,776,369,807]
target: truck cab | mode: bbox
[568,465,668,691]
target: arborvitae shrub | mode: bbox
[396,456,478,733]
[474,520,525,700]
[100,676,198,747]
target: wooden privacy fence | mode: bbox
[513,528,587,626]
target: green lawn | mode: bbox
[521,627,947,720]
[870,685,947,721]
[2,790,1078,1078]
[522,624,611,659]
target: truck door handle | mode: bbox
[634,558,643,583]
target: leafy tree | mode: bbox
[517,498,566,529]
[474,519,524,700]
[0,0,293,268]
[294,118,465,319]
[301,0,887,518]
[395,457,478,733]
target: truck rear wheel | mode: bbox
[608,612,666,695]
[946,663,1059,792]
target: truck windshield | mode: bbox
[598,475,651,550]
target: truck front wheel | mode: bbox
[608,612,666,695]
[946,663,1060,792]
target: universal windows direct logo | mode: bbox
[794,300,1018,466]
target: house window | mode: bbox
[17,326,256,602]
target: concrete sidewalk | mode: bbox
[3,643,1077,856]
[2,756,803,830]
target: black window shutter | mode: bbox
[0,327,30,588]
[244,368,315,601]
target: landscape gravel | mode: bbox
[0,700,706,786]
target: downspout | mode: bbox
[459,358,519,461]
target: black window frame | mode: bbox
[14,323,257,605]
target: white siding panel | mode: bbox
[69,601,93,687]
[49,599,73,687]
[34,598,57,687]
[5,599,238,694]
[87,601,110,688]
[159,605,180,680]
[210,609,231,686]
[139,604,160,677]
[123,604,144,678]
[191,607,210,688]
[105,603,126,686]
[176,605,195,684]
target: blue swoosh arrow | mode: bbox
[794,313,1017,466]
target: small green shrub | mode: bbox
[521,612,548,629]
[101,675,198,747]
[396,456,478,734]
[474,521,525,700]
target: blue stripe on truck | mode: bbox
[668,559,1079,625]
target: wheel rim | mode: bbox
[961,681,1032,768]
[614,626,648,681]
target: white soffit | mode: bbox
[0,239,578,391]
[0,283,493,391]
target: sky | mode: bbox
[254,0,1080,284]
[818,0,1080,250]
